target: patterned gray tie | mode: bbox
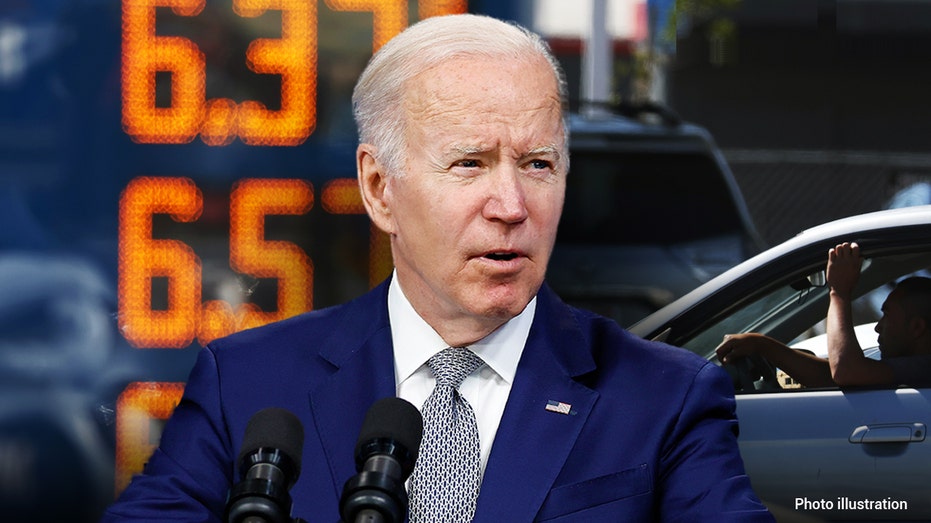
[408,347,484,523]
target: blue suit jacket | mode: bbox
[103,280,773,522]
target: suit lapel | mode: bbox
[307,281,397,499]
[473,285,599,522]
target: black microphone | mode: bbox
[226,407,305,523]
[339,397,424,523]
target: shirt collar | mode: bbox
[388,272,535,386]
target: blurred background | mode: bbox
[2,0,930,520]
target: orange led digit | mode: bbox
[320,178,392,287]
[198,299,238,346]
[122,0,317,146]
[233,0,318,146]
[121,0,468,145]
[122,0,206,144]
[321,177,365,215]
[230,179,314,330]
[419,0,467,18]
[201,98,239,147]
[324,0,408,52]
[368,227,393,287]
[118,177,203,348]
[114,382,185,495]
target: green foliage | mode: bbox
[661,0,742,45]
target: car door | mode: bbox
[641,244,931,521]
[736,387,931,520]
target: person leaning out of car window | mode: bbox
[716,242,931,388]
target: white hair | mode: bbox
[351,14,569,176]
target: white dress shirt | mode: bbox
[388,273,535,476]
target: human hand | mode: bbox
[715,333,768,365]
[826,242,861,300]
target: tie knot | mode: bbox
[428,347,483,389]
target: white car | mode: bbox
[629,205,931,522]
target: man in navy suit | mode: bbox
[102,13,773,522]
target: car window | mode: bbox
[790,321,881,359]
[557,152,744,245]
[674,250,931,392]
[680,280,824,360]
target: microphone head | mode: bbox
[238,407,305,482]
[354,397,423,477]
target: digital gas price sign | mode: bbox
[113,0,465,494]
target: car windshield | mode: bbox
[557,152,744,244]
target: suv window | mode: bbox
[548,106,764,326]
[558,151,745,245]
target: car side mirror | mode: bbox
[791,270,826,291]
[808,270,826,287]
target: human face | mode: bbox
[875,288,911,358]
[379,54,565,343]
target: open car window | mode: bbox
[676,250,931,392]
[680,281,817,360]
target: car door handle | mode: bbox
[849,423,926,443]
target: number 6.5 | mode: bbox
[118,176,314,348]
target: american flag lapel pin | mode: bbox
[545,400,575,415]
